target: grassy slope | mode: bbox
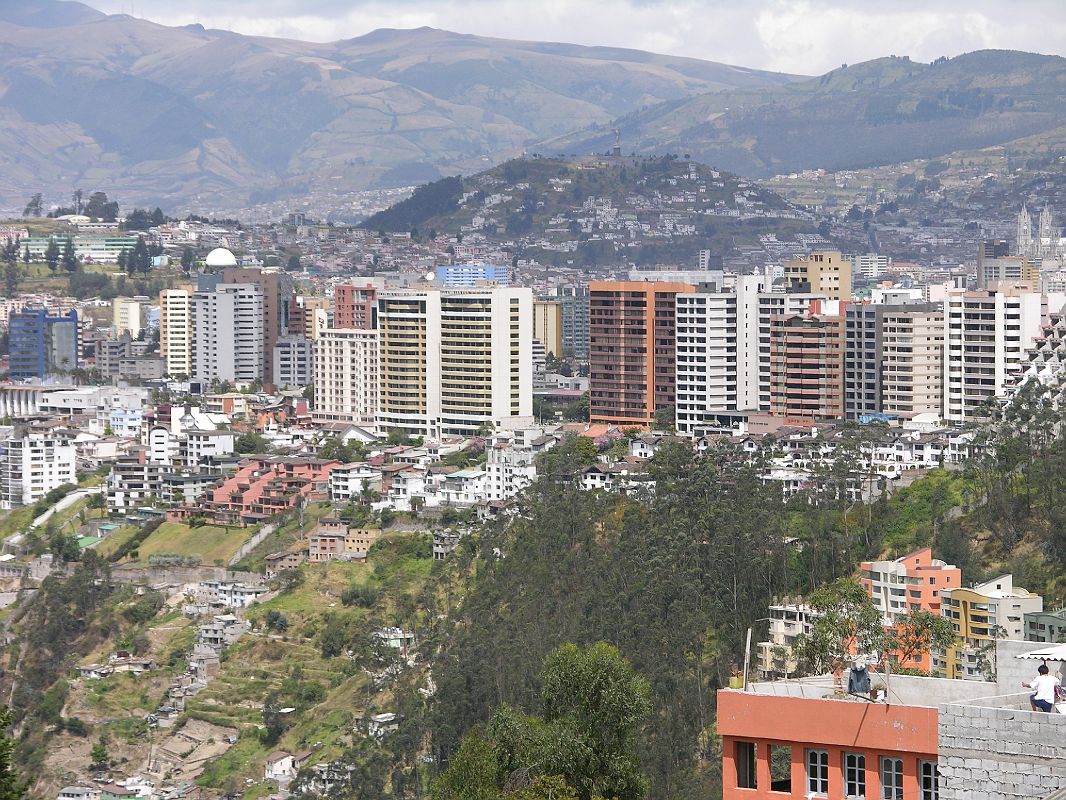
[128,522,255,566]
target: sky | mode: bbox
[90,0,1066,75]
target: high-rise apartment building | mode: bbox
[376,287,532,438]
[852,253,891,279]
[768,308,845,420]
[112,296,152,337]
[976,255,1039,290]
[845,303,944,420]
[191,284,264,385]
[159,288,193,378]
[557,285,590,361]
[289,296,331,339]
[782,251,852,301]
[8,308,79,378]
[756,293,825,411]
[333,284,377,329]
[313,328,379,426]
[272,336,314,388]
[589,281,693,427]
[532,299,563,357]
[221,268,293,384]
[938,575,1043,680]
[942,287,1045,422]
[676,286,739,432]
[675,275,767,434]
[435,263,508,287]
[0,432,76,509]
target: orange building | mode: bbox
[768,309,845,420]
[588,281,693,427]
[720,681,942,800]
[859,547,962,671]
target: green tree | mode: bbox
[653,405,675,433]
[61,238,78,272]
[44,238,60,272]
[84,192,119,221]
[887,610,956,670]
[794,577,886,675]
[180,247,195,272]
[90,736,109,769]
[432,732,502,800]
[287,254,302,271]
[235,431,272,454]
[435,642,650,800]
[22,193,42,218]
[563,393,589,422]
[3,262,18,298]
[0,706,27,800]
[131,236,151,275]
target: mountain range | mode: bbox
[0,0,796,213]
[1,1,1064,215]
[547,50,1066,178]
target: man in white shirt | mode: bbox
[1023,663,1061,712]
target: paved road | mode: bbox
[28,486,103,530]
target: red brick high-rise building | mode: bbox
[768,304,845,421]
[333,284,377,329]
[588,281,693,427]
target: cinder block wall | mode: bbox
[938,701,1066,799]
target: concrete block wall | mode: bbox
[939,700,1066,799]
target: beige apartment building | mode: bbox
[159,288,193,378]
[881,305,945,418]
[783,250,852,301]
[376,286,533,438]
[313,328,379,426]
[532,299,563,357]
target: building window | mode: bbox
[844,752,866,798]
[881,757,904,799]
[734,741,756,789]
[920,760,938,800]
[768,744,791,792]
[806,749,828,796]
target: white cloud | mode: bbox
[90,0,1066,74]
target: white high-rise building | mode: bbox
[191,283,264,384]
[313,329,379,426]
[376,286,533,438]
[160,288,193,378]
[852,253,891,279]
[273,336,314,388]
[675,276,766,433]
[675,277,832,432]
[943,287,1046,422]
[0,433,76,509]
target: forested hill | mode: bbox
[428,407,1066,797]
[360,155,815,266]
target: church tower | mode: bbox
[1017,204,1034,257]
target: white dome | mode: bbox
[205,247,237,267]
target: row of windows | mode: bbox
[734,742,937,799]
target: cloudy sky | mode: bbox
[91,0,1066,75]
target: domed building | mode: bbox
[205,247,238,268]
